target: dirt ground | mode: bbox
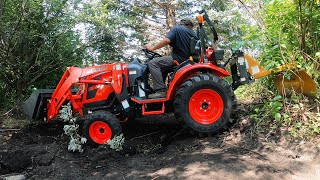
[0,103,320,180]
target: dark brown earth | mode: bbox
[0,104,320,180]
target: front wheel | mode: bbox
[83,111,122,145]
[174,73,236,134]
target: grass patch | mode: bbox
[235,81,320,140]
[234,80,272,101]
[0,115,34,129]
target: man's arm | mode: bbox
[145,38,171,51]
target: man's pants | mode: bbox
[148,56,174,91]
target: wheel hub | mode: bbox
[202,102,209,109]
[89,121,112,144]
[99,128,105,133]
[188,89,224,125]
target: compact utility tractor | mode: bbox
[23,10,317,145]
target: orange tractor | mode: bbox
[23,10,317,145]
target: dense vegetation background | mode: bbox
[0,0,319,138]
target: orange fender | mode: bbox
[167,63,230,100]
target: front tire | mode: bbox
[83,111,122,145]
[174,73,236,134]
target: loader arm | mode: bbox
[47,67,83,120]
[47,64,121,121]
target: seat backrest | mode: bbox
[170,60,195,79]
[190,37,200,62]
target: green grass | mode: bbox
[235,81,320,140]
[0,115,34,129]
[234,80,273,101]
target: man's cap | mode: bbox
[179,19,194,27]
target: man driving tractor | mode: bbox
[21,10,317,146]
[145,19,198,98]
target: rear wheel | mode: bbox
[83,111,122,145]
[174,73,236,134]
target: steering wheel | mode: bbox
[142,49,162,60]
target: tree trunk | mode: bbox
[165,3,176,29]
[297,0,307,59]
[15,80,24,110]
[164,1,176,55]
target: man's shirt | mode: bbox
[166,25,198,63]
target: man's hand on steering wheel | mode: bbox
[142,48,162,60]
[143,38,169,60]
[144,44,154,52]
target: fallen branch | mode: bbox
[0,128,21,132]
[169,129,186,141]
[0,107,15,117]
[130,131,160,141]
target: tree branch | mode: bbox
[237,0,264,29]
[6,15,22,60]
[27,59,56,85]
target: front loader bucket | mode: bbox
[22,89,54,120]
[273,70,317,97]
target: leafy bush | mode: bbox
[250,95,284,134]
[281,94,320,139]
[235,81,272,101]
[0,83,15,109]
[236,0,320,140]
[248,92,320,140]
[107,134,125,151]
[59,103,87,152]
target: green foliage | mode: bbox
[0,83,14,109]
[75,0,146,63]
[0,0,141,105]
[237,0,320,140]
[281,94,320,139]
[235,81,272,101]
[137,143,163,155]
[241,0,320,79]
[60,103,87,153]
[0,0,84,103]
[107,134,125,151]
[0,115,33,129]
[249,93,320,139]
[250,95,284,130]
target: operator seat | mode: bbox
[161,59,195,83]
[161,37,200,83]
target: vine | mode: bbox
[107,134,125,151]
[59,103,87,152]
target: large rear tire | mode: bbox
[83,111,122,145]
[174,73,236,134]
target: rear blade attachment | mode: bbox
[244,54,317,97]
[274,70,317,97]
[22,89,54,120]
